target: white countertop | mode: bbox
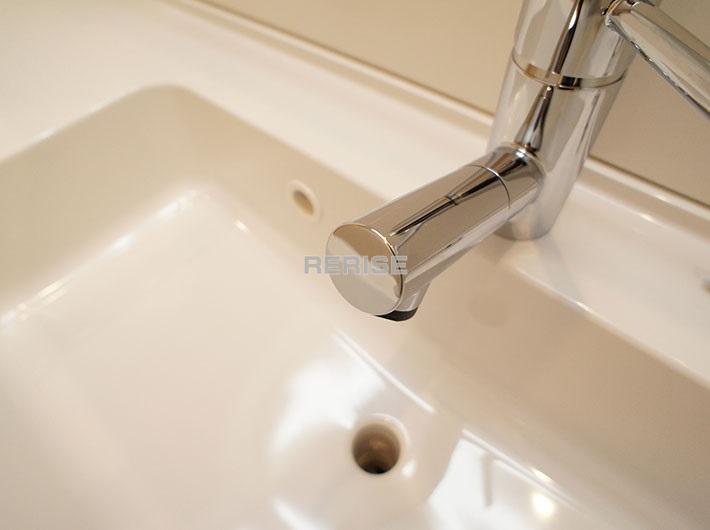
[2,0,709,387]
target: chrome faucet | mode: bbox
[326,0,710,321]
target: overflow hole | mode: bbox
[288,180,320,220]
[292,189,314,215]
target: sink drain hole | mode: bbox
[352,423,400,474]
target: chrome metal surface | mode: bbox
[327,0,710,318]
[491,61,624,238]
[327,147,541,316]
[607,0,710,115]
[512,0,635,82]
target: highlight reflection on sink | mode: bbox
[1,86,709,529]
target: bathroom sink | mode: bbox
[1,86,709,529]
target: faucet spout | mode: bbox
[326,147,541,319]
[326,0,709,320]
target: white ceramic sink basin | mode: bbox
[1,87,709,530]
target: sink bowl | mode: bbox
[1,86,708,529]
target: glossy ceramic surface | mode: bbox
[1,87,709,529]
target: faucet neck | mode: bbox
[495,0,708,239]
[513,0,635,86]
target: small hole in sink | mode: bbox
[289,180,320,220]
[352,423,400,474]
[292,189,314,215]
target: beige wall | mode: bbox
[209,0,710,205]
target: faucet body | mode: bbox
[327,0,710,320]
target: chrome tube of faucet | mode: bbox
[326,147,540,320]
[492,0,636,239]
[326,0,709,321]
[606,0,710,115]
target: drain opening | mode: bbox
[352,424,400,474]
